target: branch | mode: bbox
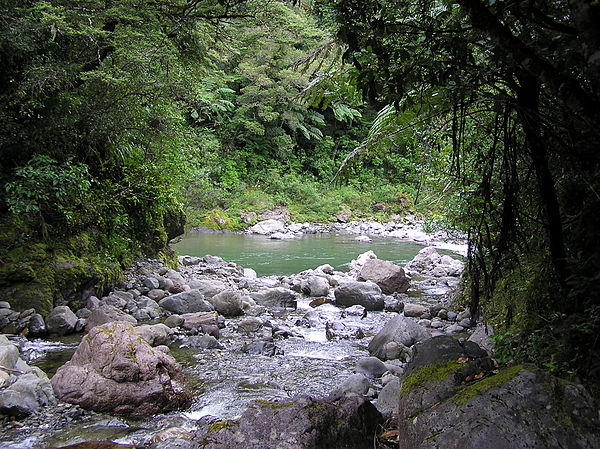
[457,0,598,120]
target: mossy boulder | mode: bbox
[396,338,600,449]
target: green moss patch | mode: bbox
[208,420,239,433]
[400,360,465,396]
[451,364,523,406]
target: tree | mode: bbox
[322,0,600,383]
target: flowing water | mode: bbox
[172,232,428,276]
[2,233,460,448]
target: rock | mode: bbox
[0,337,56,417]
[405,246,465,277]
[445,324,464,334]
[270,232,296,240]
[0,370,56,417]
[355,235,372,243]
[334,281,384,311]
[316,264,335,274]
[199,395,381,449]
[179,335,224,350]
[301,276,330,297]
[102,294,127,310]
[164,315,184,328]
[358,259,410,294]
[250,287,297,310]
[86,296,101,310]
[237,317,264,334]
[159,290,214,315]
[240,211,257,223]
[383,341,410,361]
[134,323,173,346]
[368,315,430,360]
[187,279,226,298]
[180,312,219,335]
[355,357,388,379]
[348,250,378,275]
[467,324,495,355]
[407,336,488,375]
[207,290,243,317]
[243,268,257,279]
[335,211,352,223]
[329,373,370,400]
[397,358,599,449]
[147,289,166,302]
[164,269,186,285]
[46,306,78,336]
[51,321,192,417]
[85,304,137,332]
[143,277,160,290]
[28,313,46,337]
[247,219,286,235]
[0,301,10,308]
[375,377,400,417]
[403,303,428,317]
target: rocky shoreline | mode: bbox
[1,234,598,448]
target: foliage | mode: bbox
[322,0,600,386]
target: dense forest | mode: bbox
[1,0,599,393]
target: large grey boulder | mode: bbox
[45,306,78,336]
[250,287,297,310]
[159,290,214,315]
[85,303,137,332]
[301,276,331,297]
[198,395,382,449]
[334,281,384,311]
[187,279,226,298]
[375,377,400,417]
[51,321,192,417]
[368,315,430,360]
[355,356,388,379]
[134,323,173,346]
[397,359,599,449]
[329,374,370,400]
[0,336,56,417]
[207,290,243,317]
[358,259,410,294]
[247,219,286,235]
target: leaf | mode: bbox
[379,429,399,440]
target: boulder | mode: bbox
[198,395,382,449]
[247,219,286,235]
[258,207,290,222]
[358,259,409,294]
[51,321,192,417]
[397,355,599,449]
[355,357,388,379]
[405,246,465,277]
[134,323,173,346]
[301,276,330,297]
[368,315,430,360]
[164,314,184,328]
[180,312,219,336]
[406,335,488,375]
[207,290,243,317]
[242,339,281,357]
[334,281,384,311]
[375,376,400,417]
[45,306,78,336]
[85,304,137,332]
[159,290,214,315]
[329,374,370,400]
[0,336,56,417]
[250,287,297,310]
[187,279,226,298]
[403,303,428,317]
[28,313,46,337]
[468,324,495,355]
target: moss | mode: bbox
[451,364,523,406]
[207,420,239,433]
[400,360,465,396]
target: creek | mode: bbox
[1,232,463,448]
[172,231,430,276]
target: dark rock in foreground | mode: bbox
[197,395,382,449]
[396,337,600,449]
[51,321,192,417]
